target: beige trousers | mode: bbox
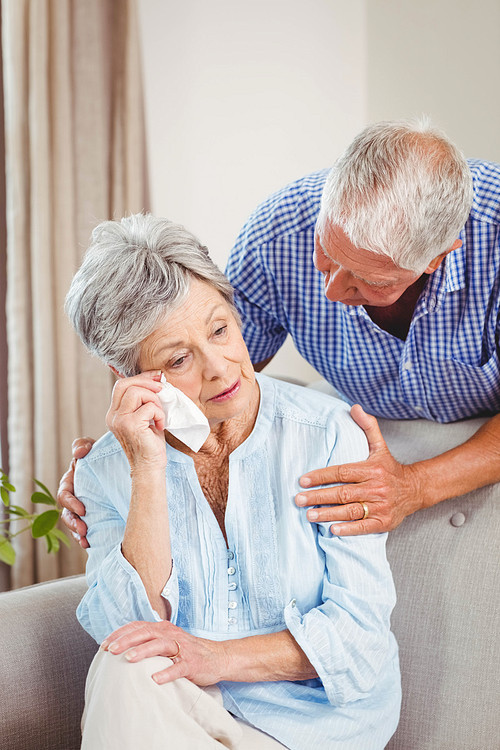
[81,650,287,749]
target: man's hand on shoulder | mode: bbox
[57,438,95,549]
[295,405,423,535]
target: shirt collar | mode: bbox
[442,228,467,293]
[343,228,467,319]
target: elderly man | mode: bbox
[60,118,500,542]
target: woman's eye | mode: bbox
[214,325,227,337]
[170,356,186,368]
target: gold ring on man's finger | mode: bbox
[361,502,369,520]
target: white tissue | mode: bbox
[158,375,210,452]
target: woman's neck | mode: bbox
[166,380,261,458]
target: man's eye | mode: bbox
[214,326,227,336]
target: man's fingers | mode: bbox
[350,404,386,453]
[71,437,95,460]
[330,518,385,536]
[299,461,370,489]
[59,487,86,516]
[305,501,372,523]
[61,506,87,532]
[296,484,371,507]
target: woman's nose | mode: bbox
[202,350,228,380]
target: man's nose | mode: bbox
[323,267,354,301]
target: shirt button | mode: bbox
[290,598,297,607]
[228,617,237,625]
[228,601,237,609]
[228,582,237,591]
[403,362,412,371]
[227,566,236,576]
[415,406,423,413]
[450,512,466,527]
[227,550,234,560]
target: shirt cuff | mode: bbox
[284,597,343,706]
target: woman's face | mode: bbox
[138,278,257,426]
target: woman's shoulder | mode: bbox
[256,373,368,464]
[257,373,351,427]
[79,431,124,464]
[74,431,129,489]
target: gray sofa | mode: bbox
[1,414,499,749]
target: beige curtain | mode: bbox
[2,0,149,589]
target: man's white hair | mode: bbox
[318,118,474,273]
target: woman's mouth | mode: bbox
[209,380,241,402]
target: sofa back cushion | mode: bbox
[0,574,96,750]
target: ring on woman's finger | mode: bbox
[167,640,181,660]
[360,502,369,520]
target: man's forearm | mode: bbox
[412,413,500,510]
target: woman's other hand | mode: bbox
[57,438,95,548]
[106,371,167,472]
[101,620,229,687]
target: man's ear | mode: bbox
[424,238,462,274]
[108,365,125,379]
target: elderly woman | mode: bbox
[66,214,400,750]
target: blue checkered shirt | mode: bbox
[226,161,500,423]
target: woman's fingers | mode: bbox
[109,371,163,410]
[102,620,178,653]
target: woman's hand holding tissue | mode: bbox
[105,371,167,474]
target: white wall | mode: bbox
[138,0,367,383]
[138,0,500,383]
[366,0,500,162]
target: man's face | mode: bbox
[313,221,420,307]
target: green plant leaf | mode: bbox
[49,532,60,553]
[5,504,31,517]
[1,487,9,506]
[31,510,60,538]
[0,536,16,565]
[51,528,71,548]
[31,491,56,506]
[33,479,55,501]
[45,532,60,554]
[1,481,15,492]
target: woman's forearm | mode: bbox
[220,630,316,683]
[121,467,171,619]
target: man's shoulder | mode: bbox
[236,169,329,247]
[468,159,500,225]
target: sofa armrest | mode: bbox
[380,416,500,750]
[0,575,97,750]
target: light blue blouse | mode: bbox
[76,374,401,750]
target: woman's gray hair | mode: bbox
[65,213,239,377]
[318,117,474,273]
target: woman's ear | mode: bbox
[424,239,462,274]
[108,365,125,379]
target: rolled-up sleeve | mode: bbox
[284,404,397,706]
[284,527,396,705]
[75,455,179,644]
